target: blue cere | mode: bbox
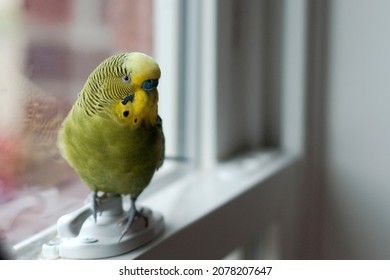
[142,79,159,91]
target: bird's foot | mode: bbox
[118,207,149,241]
[90,191,105,223]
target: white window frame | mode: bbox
[14,0,307,259]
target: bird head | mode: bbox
[82,52,161,128]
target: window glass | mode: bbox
[0,0,163,245]
[216,0,282,161]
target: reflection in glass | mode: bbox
[0,0,154,245]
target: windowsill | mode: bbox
[14,149,300,260]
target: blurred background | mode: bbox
[1,0,390,260]
[310,0,390,259]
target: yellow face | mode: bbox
[113,52,161,128]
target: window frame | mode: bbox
[13,0,307,259]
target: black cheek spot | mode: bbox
[134,118,138,123]
[123,111,129,117]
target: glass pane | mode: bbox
[216,0,282,161]
[0,0,160,245]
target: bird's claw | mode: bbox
[118,207,148,241]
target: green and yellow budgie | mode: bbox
[57,52,164,237]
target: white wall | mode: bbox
[324,0,390,259]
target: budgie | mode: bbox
[57,52,164,237]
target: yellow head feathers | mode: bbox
[79,52,161,128]
[122,52,161,84]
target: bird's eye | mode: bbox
[122,75,131,84]
[141,79,158,91]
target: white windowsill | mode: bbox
[14,150,300,260]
